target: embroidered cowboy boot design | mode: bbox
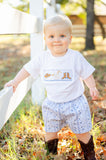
[67,72,71,79]
[62,72,67,79]
[62,72,71,79]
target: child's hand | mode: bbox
[4,80,17,93]
[89,87,99,100]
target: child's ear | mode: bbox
[44,36,46,40]
[70,35,72,41]
[69,35,72,43]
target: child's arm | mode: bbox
[4,68,30,93]
[83,74,99,100]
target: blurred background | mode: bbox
[0,1,106,159]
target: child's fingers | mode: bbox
[92,96,98,100]
[92,92,99,100]
[4,80,13,88]
[4,83,11,88]
[94,90,99,99]
[13,87,16,93]
[90,88,99,100]
[4,82,16,93]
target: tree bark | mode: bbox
[85,0,95,50]
[95,15,106,39]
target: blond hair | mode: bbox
[44,15,72,34]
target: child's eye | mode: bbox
[60,35,65,37]
[50,35,54,38]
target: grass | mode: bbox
[0,35,106,159]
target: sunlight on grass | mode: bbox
[0,92,46,159]
[91,114,101,142]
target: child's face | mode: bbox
[44,25,72,57]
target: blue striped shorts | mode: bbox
[42,95,92,134]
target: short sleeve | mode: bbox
[76,52,95,80]
[23,55,41,79]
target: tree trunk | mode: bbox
[85,0,95,50]
[95,15,106,39]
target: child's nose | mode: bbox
[54,37,60,42]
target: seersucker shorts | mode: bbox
[42,95,92,134]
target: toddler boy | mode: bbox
[5,15,99,159]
